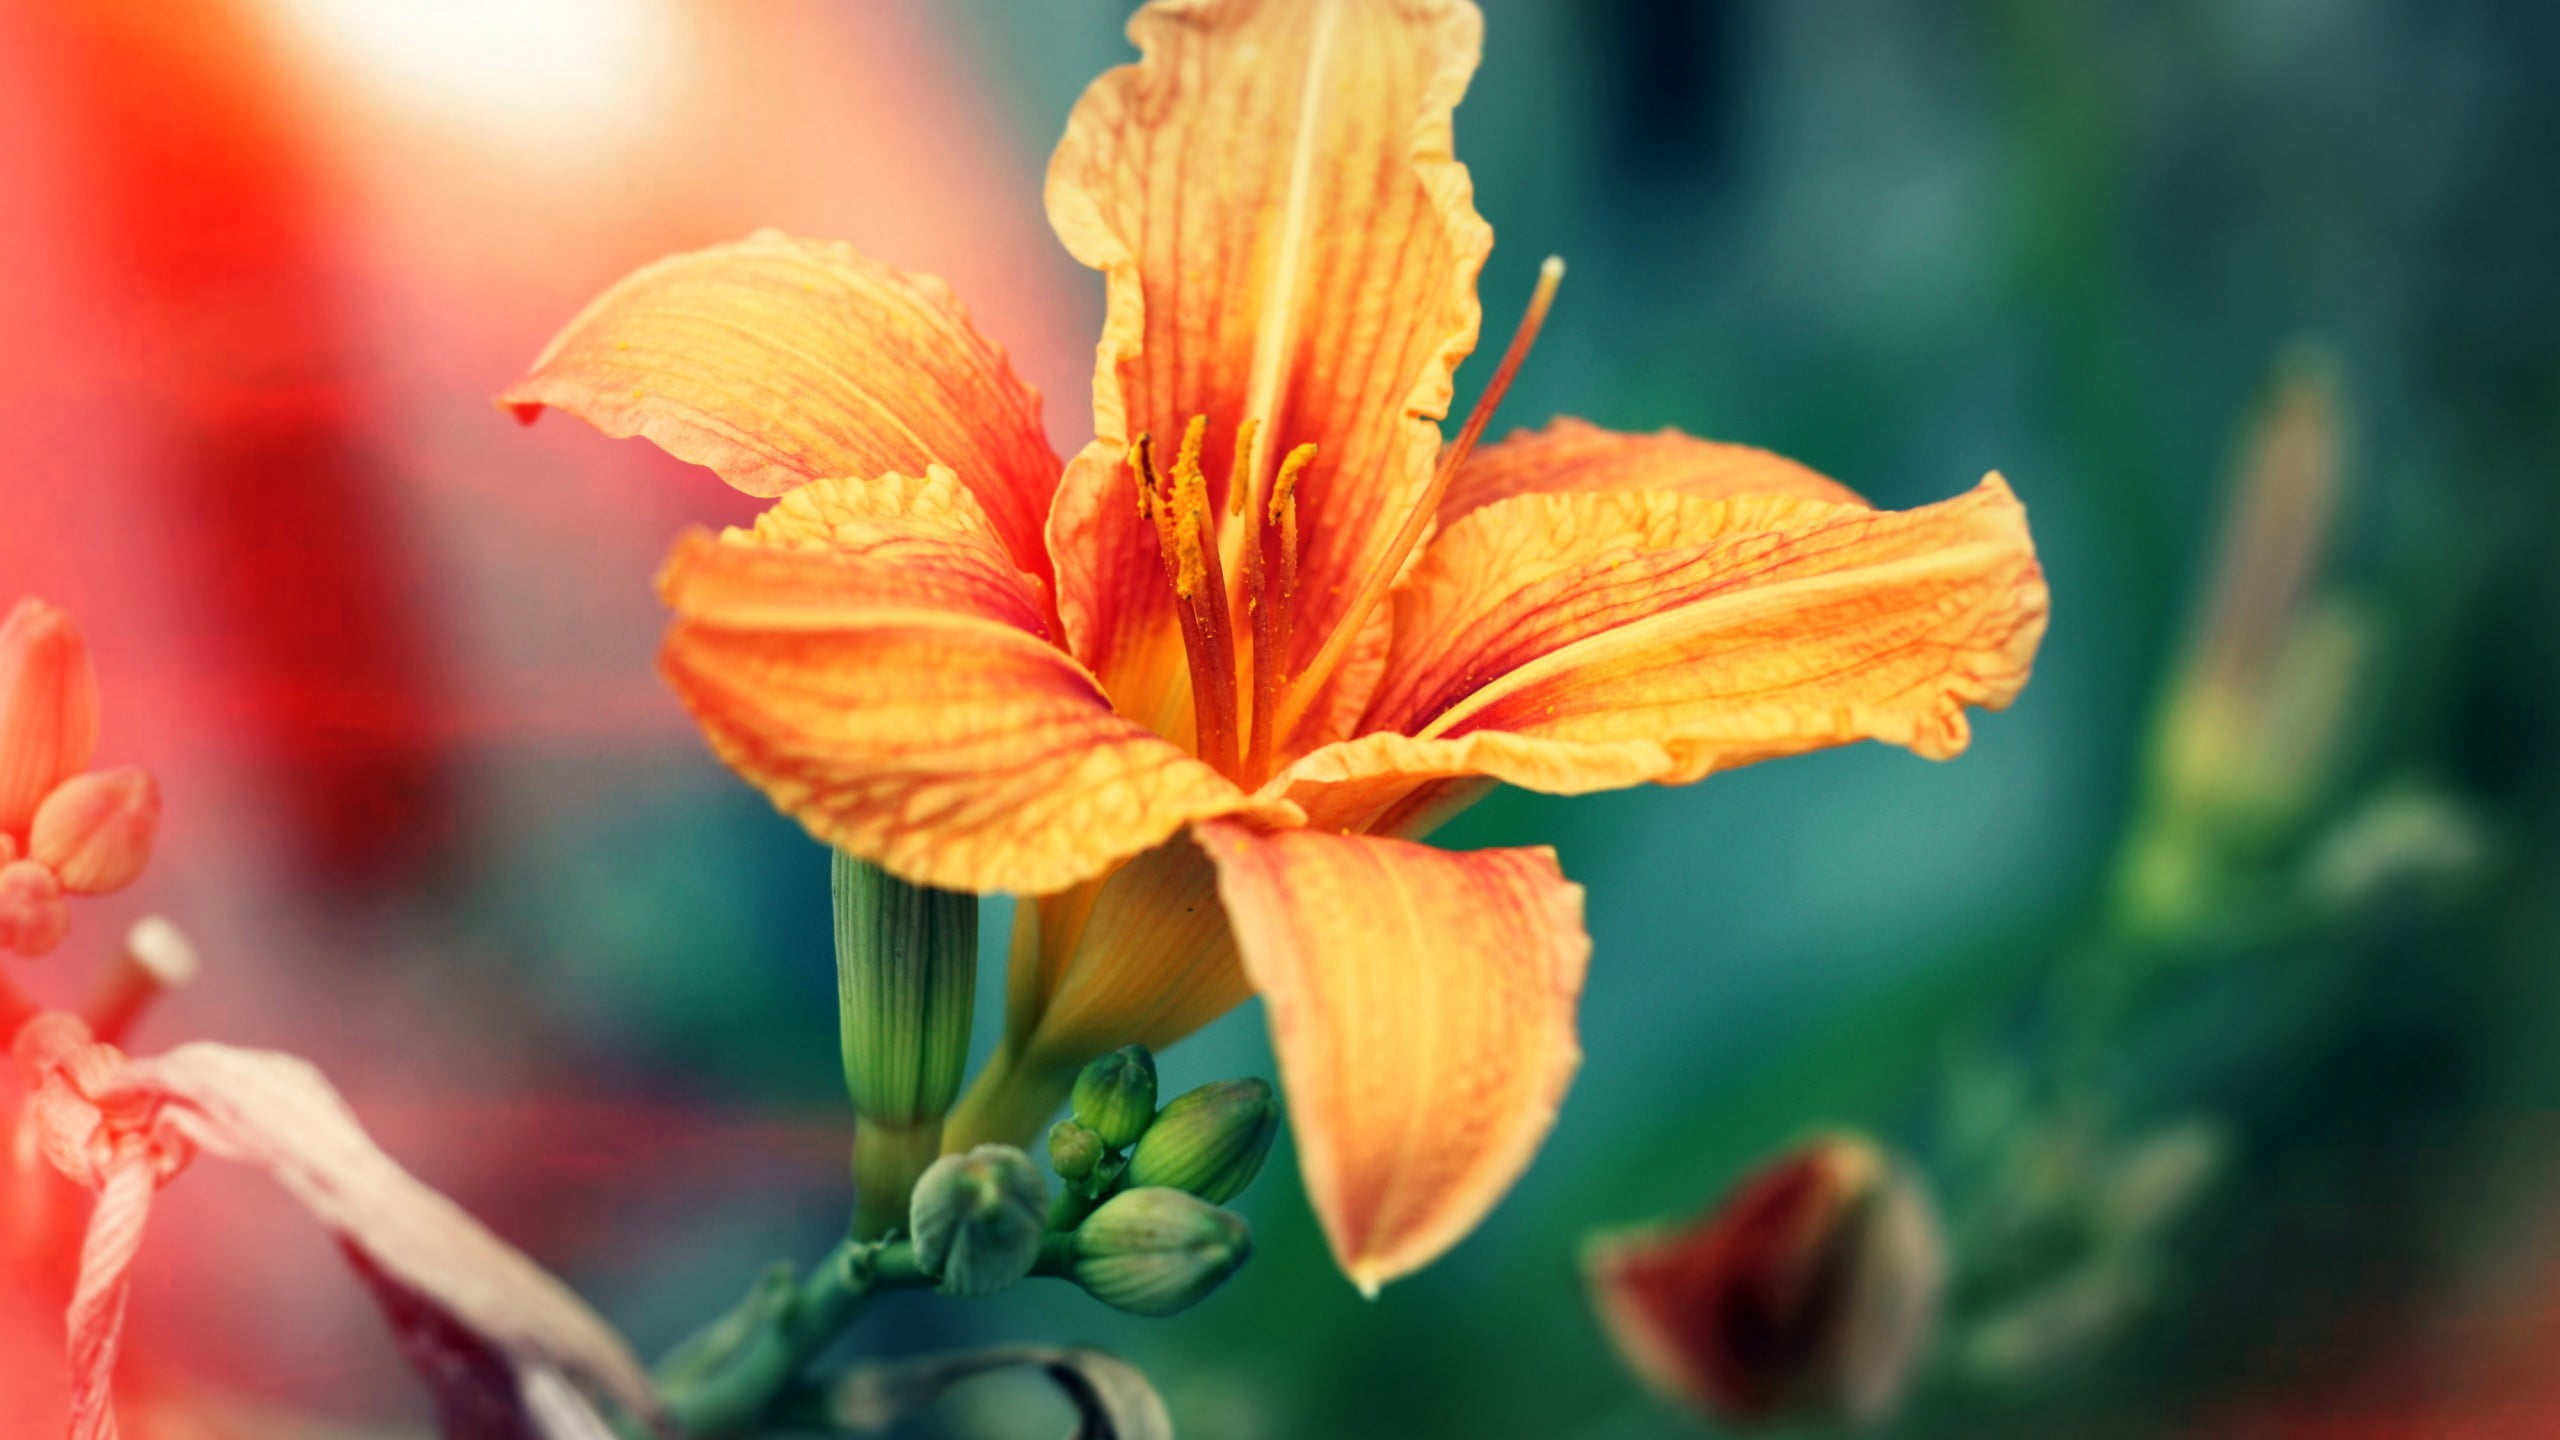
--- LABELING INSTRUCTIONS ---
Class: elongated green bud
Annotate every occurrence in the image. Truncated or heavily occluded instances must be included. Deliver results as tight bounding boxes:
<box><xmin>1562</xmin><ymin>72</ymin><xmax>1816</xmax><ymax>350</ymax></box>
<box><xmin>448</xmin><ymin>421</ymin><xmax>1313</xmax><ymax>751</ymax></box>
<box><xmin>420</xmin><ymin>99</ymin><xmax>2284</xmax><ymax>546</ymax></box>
<box><xmin>910</xmin><ymin>1145</ymin><xmax>1047</xmax><ymax>1296</ymax></box>
<box><xmin>835</xmin><ymin>851</ymin><xmax>977</xmax><ymax>1237</ymax></box>
<box><xmin>1070</xmin><ymin>1045</ymin><xmax>1157</xmax><ymax>1149</ymax></box>
<box><xmin>1124</xmin><ymin>1078</ymin><xmax>1278</xmax><ymax>1205</ymax></box>
<box><xmin>835</xmin><ymin>851</ymin><xmax>977</xmax><ymax>1126</ymax></box>
<box><xmin>1048</xmin><ymin>1119</ymin><xmax>1104</xmax><ymax>1182</ymax></box>
<box><xmin>1070</xmin><ymin>1187</ymin><xmax>1252</xmax><ymax>1317</ymax></box>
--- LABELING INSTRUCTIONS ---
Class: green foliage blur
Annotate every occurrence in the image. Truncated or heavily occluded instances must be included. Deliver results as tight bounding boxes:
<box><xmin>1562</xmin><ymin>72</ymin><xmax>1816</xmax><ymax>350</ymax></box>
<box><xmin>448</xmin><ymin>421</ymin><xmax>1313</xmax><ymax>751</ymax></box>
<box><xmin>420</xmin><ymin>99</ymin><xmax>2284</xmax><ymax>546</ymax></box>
<box><xmin>510</xmin><ymin>2</ymin><xmax>2560</xmax><ymax>1434</ymax></box>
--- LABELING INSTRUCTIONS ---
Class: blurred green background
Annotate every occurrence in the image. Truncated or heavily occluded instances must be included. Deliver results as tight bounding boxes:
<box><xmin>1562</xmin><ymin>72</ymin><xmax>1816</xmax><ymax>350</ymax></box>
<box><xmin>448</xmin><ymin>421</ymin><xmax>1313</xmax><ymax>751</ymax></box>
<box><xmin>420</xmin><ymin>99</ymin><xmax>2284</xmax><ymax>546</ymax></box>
<box><xmin>11</xmin><ymin>0</ymin><xmax>2558</xmax><ymax>1435</ymax></box>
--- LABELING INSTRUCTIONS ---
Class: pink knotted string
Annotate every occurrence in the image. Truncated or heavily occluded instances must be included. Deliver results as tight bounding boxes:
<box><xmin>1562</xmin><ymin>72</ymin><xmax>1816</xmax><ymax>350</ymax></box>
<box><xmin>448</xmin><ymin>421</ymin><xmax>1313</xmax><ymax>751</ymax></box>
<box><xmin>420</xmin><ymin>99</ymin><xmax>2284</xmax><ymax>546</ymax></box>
<box><xmin>6</xmin><ymin>1006</ymin><xmax>666</xmax><ymax>1440</ymax></box>
<box><xmin>14</xmin><ymin>1012</ymin><xmax>194</xmax><ymax>1440</ymax></box>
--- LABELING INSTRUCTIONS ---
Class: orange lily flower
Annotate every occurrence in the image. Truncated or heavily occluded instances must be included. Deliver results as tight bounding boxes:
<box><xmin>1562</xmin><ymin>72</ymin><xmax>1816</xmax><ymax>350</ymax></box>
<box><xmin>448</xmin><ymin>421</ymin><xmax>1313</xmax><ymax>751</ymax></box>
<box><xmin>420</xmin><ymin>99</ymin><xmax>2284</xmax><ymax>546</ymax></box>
<box><xmin>504</xmin><ymin>0</ymin><xmax>2048</xmax><ymax>1293</ymax></box>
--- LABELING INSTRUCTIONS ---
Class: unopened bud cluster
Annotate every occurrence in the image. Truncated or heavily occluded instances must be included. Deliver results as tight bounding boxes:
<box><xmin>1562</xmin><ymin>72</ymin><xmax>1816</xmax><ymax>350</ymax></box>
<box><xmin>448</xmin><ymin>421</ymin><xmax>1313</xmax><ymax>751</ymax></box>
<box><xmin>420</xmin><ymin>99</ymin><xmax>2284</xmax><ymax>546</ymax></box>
<box><xmin>826</xmin><ymin>852</ymin><xmax>1273</xmax><ymax>1317</ymax></box>
<box><xmin>1044</xmin><ymin>1044</ymin><xmax>1274</xmax><ymax>1315</ymax></box>
<box><xmin>896</xmin><ymin>1044</ymin><xmax>1274</xmax><ymax>1318</ymax></box>
<box><xmin>0</xmin><ymin>599</ymin><xmax>161</xmax><ymax>957</ymax></box>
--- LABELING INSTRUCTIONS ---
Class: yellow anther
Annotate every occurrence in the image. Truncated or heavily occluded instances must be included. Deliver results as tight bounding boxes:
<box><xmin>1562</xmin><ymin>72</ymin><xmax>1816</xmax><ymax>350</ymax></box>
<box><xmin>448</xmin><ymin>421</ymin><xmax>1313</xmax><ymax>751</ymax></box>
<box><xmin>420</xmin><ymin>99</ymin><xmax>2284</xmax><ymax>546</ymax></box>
<box><xmin>1269</xmin><ymin>443</ymin><xmax>1317</xmax><ymax>523</ymax></box>
<box><xmin>1227</xmin><ymin>417</ymin><xmax>1262</xmax><ymax>516</ymax></box>
<box><xmin>1171</xmin><ymin>415</ymin><xmax>1211</xmax><ymax>520</ymax></box>
<box><xmin>1127</xmin><ymin>434</ymin><xmax>1158</xmax><ymax>521</ymax></box>
<box><xmin>1170</xmin><ymin>519</ymin><xmax>1207</xmax><ymax>598</ymax></box>
<box><xmin>1154</xmin><ymin>419</ymin><xmax>1212</xmax><ymax>600</ymax></box>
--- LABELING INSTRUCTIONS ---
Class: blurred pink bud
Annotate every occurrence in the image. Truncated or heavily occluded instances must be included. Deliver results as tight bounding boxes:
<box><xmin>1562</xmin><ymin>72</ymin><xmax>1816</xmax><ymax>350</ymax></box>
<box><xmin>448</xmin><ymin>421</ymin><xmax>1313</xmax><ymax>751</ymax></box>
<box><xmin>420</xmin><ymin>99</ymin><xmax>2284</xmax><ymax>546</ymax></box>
<box><xmin>0</xmin><ymin>599</ymin><xmax>102</xmax><ymax>835</ymax></box>
<box><xmin>0</xmin><ymin>859</ymin><xmax>70</xmax><ymax>956</ymax></box>
<box><xmin>31</xmin><ymin>767</ymin><xmax>162</xmax><ymax>895</ymax></box>
<box><xmin>1584</xmin><ymin>1134</ymin><xmax>1945</xmax><ymax>1429</ymax></box>
<box><xmin>0</xmin><ymin>831</ymin><xmax>15</xmax><ymax>864</ymax></box>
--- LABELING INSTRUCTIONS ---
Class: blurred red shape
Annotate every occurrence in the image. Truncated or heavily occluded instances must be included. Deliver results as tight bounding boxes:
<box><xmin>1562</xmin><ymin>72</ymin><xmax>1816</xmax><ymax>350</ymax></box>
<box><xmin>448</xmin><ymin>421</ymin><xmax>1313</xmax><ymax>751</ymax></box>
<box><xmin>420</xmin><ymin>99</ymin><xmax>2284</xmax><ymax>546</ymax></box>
<box><xmin>0</xmin><ymin>0</ymin><xmax>1079</xmax><ymax>1429</ymax></box>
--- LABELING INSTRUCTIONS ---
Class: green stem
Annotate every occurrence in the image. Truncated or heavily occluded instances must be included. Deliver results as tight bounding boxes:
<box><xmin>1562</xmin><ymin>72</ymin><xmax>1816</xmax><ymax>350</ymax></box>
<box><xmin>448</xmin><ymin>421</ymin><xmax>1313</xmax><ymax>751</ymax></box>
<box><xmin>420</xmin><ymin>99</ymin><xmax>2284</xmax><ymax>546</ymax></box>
<box><xmin>850</xmin><ymin>1122</ymin><xmax>942</xmax><ymax>1240</ymax></box>
<box><xmin>1048</xmin><ymin>1185</ymin><xmax>1099</xmax><ymax>1234</ymax></box>
<box><xmin>940</xmin><ymin>1042</ymin><xmax>1083</xmax><ymax>1153</ymax></box>
<box><xmin>1031</xmin><ymin>1231</ymin><xmax>1079</xmax><ymax>1279</ymax></box>
<box><xmin>657</xmin><ymin>1238</ymin><xmax>933</xmax><ymax>1439</ymax></box>
<box><xmin>1045</xmin><ymin>1153</ymin><xmax>1126</xmax><ymax>1233</ymax></box>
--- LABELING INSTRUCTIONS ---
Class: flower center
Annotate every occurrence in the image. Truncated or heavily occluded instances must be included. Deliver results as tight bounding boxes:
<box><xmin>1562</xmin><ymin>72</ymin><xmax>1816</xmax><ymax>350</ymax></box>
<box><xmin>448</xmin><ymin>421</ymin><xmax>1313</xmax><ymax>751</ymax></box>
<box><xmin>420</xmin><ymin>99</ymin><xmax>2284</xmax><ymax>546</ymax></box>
<box><xmin>1126</xmin><ymin>257</ymin><xmax>1565</xmax><ymax>787</ymax></box>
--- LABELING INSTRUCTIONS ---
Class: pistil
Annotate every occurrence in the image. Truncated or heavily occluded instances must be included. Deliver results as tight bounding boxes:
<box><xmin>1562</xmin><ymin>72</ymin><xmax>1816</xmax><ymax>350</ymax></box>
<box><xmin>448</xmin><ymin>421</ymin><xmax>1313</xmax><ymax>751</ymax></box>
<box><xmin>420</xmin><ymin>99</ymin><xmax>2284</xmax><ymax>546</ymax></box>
<box><xmin>1130</xmin><ymin>423</ymin><xmax>1244</xmax><ymax>776</ymax></box>
<box><xmin>1245</xmin><ymin>443</ymin><xmax>1314</xmax><ymax>781</ymax></box>
<box><xmin>1128</xmin><ymin>259</ymin><xmax>1561</xmax><ymax>783</ymax></box>
<box><xmin>1173</xmin><ymin>419</ymin><xmax>1244</xmax><ymax>774</ymax></box>
<box><xmin>1269</xmin><ymin>256</ymin><xmax>1566</xmax><ymax>748</ymax></box>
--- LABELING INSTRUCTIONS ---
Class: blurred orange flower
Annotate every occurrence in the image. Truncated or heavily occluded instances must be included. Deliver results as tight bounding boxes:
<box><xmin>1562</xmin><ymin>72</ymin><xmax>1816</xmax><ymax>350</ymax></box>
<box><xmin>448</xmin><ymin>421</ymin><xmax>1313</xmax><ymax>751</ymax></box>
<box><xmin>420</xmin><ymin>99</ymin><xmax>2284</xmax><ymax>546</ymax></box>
<box><xmin>509</xmin><ymin>0</ymin><xmax>2048</xmax><ymax>1292</ymax></box>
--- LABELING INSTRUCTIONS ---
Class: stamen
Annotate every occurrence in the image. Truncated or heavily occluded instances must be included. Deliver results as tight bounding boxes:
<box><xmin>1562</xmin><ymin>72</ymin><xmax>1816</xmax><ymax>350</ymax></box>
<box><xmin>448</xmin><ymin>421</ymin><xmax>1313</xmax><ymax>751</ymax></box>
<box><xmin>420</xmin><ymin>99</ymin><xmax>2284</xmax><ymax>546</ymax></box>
<box><xmin>1245</xmin><ymin>443</ymin><xmax>1317</xmax><ymax>780</ymax></box>
<box><xmin>1224</xmin><ymin>415</ymin><xmax>1269</xmax><ymax>756</ymax></box>
<box><xmin>1435</xmin><ymin>255</ymin><xmax>1567</xmax><ymax>496</ymax></box>
<box><xmin>1128</xmin><ymin>435</ymin><xmax>1157</xmax><ymax>523</ymax></box>
<box><xmin>1170</xmin><ymin>418</ymin><xmax>1242</xmax><ymax>773</ymax></box>
<box><xmin>1271</xmin><ymin>257</ymin><xmax>1566</xmax><ymax>747</ymax></box>
<box><xmin>1171</xmin><ymin>414</ymin><xmax>1210</xmax><ymax>536</ymax></box>
<box><xmin>1227</xmin><ymin>416</ymin><xmax>1261</xmax><ymax>518</ymax></box>
<box><xmin>1270</xmin><ymin>442</ymin><xmax>1313</xmax><ymax>524</ymax></box>
<box><xmin>1131</xmin><ymin>433</ymin><xmax>1219</xmax><ymax>766</ymax></box>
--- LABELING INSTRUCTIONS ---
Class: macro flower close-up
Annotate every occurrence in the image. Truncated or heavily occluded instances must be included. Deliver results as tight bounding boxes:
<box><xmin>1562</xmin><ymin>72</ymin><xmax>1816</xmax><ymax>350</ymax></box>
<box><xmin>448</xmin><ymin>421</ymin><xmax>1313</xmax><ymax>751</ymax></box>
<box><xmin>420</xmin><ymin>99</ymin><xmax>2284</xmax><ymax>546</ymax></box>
<box><xmin>504</xmin><ymin>0</ymin><xmax>2047</xmax><ymax>1295</ymax></box>
<box><xmin>6</xmin><ymin>0</ymin><xmax>2555</xmax><ymax>1436</ymax></box>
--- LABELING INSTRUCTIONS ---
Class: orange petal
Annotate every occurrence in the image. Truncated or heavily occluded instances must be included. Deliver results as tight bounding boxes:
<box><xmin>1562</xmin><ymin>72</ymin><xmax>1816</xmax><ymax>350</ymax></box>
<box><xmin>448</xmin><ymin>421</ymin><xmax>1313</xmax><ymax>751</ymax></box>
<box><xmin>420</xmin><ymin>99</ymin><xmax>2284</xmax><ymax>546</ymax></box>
<box><xmin>725</xmin><ymin>464</ymin><xmax>1059</xmax><ymax>639</ymax></box>
<box><xmin>942</xmin><ymin>833</ymin><xmax>1256</xmax><ymax>1151</ymax></box>
<box><xmin>1197</xmin><ymin>821</ymin><xmax>1589</xmax><ymax>1292</ymax></box>
<box><xmin>660</xmin><ymin>481</ymin><xmax>1282</xmax><ymax>895</ymax></box>
<box><xmin>1344</xmin><ymin>477</ymin><xmax>2045</xmax><ymax>784</ymax></box>
<box><xmin>1045</xmin><ymin>0</ymin><xmax>1492</xmax><ymax>714</ymax></box>
<box><xmin>0</xmin><ymin>598</ymin><xmax>101</xmax><ymax>835</ymax></box>
<box><xmin>1266</xmin><ymin>727</ymin><xmax>1661</xmax><ymax>836</ymax></box>
<box><xmin>1022</xmin><ymin>832</ymin><xmax>1253</xmax><ymax>1060</ymax></box>
<box><xmin>1442</xmin><ymin>417</ymin><xmax>1866</xmax><ymax>528</ymax></box>
<box><xmin>502</xmin><ymin>230</ymin><xmax>1061</xmax><ymax>586</ymax></box>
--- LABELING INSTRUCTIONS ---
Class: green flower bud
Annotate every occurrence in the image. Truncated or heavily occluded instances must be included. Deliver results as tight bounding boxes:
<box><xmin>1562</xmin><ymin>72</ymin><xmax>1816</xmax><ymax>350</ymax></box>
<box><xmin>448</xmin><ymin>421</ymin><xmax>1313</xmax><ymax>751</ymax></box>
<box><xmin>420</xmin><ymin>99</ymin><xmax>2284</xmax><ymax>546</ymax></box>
<box><xmin>1124</xmin><ymin>1078</ymin><xmax>1279</xmax><ymax>1205</ymax></box>
<box><xmin>1070</xmin><ymin>1045</ymin><xmax>1158</xmax><ymax>1149</ymax></box>
<box><xmin>833</xmin><ymin>851</ymin><xmax>978</xmax><ymax>1238</ymax></box>
<box><xmin>1048</xmin><ymin>1119</ymin><xmax>1105</xmax><ymax>1182</ymax></box>
<box><xmin>834</xmin><ymin>851</ymin><xmax>977</xmax><ymax>1128</ymax></box>
<box><xmin>909</xmin><ymin>1145</ymin><xmax>1047</xmax><ymax>1297</ymax></box>
<box><xmin>1070</xmin><ymin>1187</ymin><xmax>1252</xmax><ymax>1317</ymax></box>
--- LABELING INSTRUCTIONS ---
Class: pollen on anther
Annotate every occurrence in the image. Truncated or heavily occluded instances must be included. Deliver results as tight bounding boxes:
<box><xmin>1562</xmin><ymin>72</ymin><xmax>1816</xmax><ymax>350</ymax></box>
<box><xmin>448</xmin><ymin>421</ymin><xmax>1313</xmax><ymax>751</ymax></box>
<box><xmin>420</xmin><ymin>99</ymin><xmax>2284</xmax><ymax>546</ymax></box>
<box><xmin>1270</xmin><ymin>443</ymin><xmax>1318</xmax><ymax>523</ymax></box>
<box><xmin>1128</xmin><ymin>434</ymin><xmax>1159</xmax><ymax>521</ymax></box>
<box><xmin>1171</xmin><ymin>416</ymin><xmax>1212</xmax><ymax>520</ymax></box>
<box><xmin>1171</xmin><ymin>524</ymin><xmax>1208</xmax><ymax>598</ymax></box>
<box><xmin>1228</xmin><ymin>417</ymin><xmax>1262</xmax><ymax>517</ymax></box>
